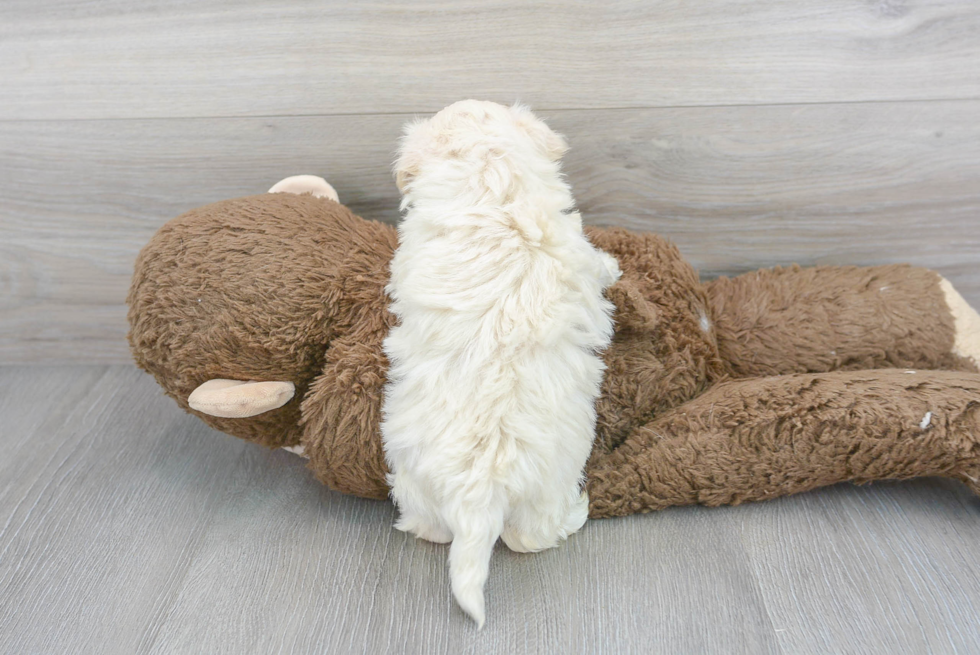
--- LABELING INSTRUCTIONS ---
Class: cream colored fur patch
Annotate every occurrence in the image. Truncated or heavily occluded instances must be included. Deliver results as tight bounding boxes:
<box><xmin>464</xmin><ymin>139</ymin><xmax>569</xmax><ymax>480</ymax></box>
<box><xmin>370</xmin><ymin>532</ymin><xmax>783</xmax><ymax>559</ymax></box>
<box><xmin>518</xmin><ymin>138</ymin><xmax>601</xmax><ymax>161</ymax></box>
<box><xmin>268</xmin><ymin>175</ymin><xmax>339</xmax><ymax>202</ymax></box>
<box><xmin>282</xmin><ymin>445</ymin><xmax>308</xmax><ymax>458</ymax></box>
<box><xmin>940</xmin><ymin>277</ymin><xmax>980</xmax><ymax>368</ymax></box>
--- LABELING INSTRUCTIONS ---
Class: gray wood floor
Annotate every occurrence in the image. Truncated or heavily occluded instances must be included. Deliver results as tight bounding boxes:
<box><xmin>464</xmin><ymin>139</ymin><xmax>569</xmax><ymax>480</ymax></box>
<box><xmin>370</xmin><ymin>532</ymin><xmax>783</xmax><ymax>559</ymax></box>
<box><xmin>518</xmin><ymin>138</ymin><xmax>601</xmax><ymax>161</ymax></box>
<box><xmin>2</xmin><ymin>365</ymin><xmax>980</xmax><ymax>654</ymax></box>
<box><xmin>3</xmin><ymin>0</ymin><xmax>980</xmax><ymax>364</ymax></box>
<box><xmin>5</xmin><ymin>1</ymin><xmax>980</xmax><ymax>118</ymax></box>
<box><xmin>4</xmin><ymin>101</ymin><xmax>980</xmax><ymax>364</ymax></box>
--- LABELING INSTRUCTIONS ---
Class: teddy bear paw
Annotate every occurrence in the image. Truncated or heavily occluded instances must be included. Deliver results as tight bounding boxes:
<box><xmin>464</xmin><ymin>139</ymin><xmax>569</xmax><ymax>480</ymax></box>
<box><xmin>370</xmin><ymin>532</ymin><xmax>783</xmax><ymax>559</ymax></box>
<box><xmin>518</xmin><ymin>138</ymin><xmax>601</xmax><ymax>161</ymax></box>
<box><xmin>940</xmin><ymin>277</ymin><xmax>980</xmax><ymax>369</ymax></box>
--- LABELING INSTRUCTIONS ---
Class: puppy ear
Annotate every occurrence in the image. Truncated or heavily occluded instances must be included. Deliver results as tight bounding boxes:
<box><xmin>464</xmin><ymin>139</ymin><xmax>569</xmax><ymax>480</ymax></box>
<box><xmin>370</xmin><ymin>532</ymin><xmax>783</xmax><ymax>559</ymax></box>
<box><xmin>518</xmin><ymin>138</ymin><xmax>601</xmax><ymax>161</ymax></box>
<box><xmin>395</xmin><ymin>166</ymin><xmax>415</xmax><ymax>193</ymax></box>
<box><xmin>394</xmin><ymin>120</ymin><xmax>426</xmax><ymax>193</ymax></box>
<box><xmin>534</xmin><ymin>124</ymin><xmax>569</xmax><ymax>162</ymax></box>
<box><xmin>510</xmin><ymin>104</ymin><xmax>568</xmax><ymax>161</ymax></box>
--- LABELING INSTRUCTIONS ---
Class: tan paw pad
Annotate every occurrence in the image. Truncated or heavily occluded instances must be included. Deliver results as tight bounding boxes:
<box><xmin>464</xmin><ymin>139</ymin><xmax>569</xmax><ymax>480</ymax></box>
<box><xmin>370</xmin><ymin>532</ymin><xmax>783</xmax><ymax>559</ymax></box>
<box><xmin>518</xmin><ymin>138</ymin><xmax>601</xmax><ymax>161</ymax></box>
<box><xmin>940</xmin><ymin>278</ymin><xmax>980</xmax><ymax>368</ymax></box>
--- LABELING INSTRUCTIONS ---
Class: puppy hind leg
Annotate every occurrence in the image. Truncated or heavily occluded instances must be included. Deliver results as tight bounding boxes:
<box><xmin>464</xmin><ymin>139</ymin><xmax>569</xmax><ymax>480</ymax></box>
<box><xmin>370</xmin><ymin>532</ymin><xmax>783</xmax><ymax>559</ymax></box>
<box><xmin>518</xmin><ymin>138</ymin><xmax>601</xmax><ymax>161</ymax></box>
<box><xmin>397</xmin><ymin>514</ymin><xmax>453</xmax><ymax>544</ymax></box>
<box><xmin>389</xmin><ymin>476</ymin><xmax>453</xmax><ymax>544</ymax></box>
<box><xmin>563</xmin><ymin>489</ymin><xmax>590</xmax><ymax>536</ymax></box>
<box><xmin>501</xmin><ymin>486</ymin><xmax>586</xmax><ymax>553</ymax></box>
<box><xmin>501</xmin><ymin>514</ymin><xmax>556</xmax><ymax>553</ymax></box>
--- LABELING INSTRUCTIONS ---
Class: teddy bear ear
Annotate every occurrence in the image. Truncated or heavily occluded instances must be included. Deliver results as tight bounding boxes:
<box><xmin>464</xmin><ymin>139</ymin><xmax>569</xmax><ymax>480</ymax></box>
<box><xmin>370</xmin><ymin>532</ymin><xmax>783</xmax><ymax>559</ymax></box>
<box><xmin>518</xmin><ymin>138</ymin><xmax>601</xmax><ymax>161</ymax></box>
<box><xmin>268</xmin><ymin>175</ymin><xmax>339</xmax><ymax>202</ymax></box>
<box><xmin>606</xmin><ymin>279</ymin><xmax>660</xmax><ymax>333</ymax></box>
<box><xmin>188</xmin><ymin>379</ymin><xmax>295</xmax><ymax>418</ymax></box>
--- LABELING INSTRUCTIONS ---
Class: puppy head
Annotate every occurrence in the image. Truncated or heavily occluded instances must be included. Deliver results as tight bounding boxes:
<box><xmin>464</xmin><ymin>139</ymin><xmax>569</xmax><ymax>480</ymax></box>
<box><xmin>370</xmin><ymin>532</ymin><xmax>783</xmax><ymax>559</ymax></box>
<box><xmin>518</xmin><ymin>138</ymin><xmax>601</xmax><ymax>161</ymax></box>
<box><xmin>394</xmin><ymin>100</ymin><xmax>568</xmax><ymax>200</ymax></box>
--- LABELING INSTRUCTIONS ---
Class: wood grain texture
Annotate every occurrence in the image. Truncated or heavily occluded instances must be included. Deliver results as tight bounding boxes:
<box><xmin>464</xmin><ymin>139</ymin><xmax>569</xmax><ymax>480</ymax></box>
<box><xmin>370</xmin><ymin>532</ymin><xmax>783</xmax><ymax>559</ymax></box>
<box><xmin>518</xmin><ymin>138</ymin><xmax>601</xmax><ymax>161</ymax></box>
<box><xmin>2</xmin><ymin>101</ymin><xmax>979</xmax><ymax>363</ymax></box>
<box><xmin>740</xmin><ymin>484</ymin><xmax>980</xmax><ymax>654</ymax></box>
<box><xmin>3</xmin><ymin>0</ymin><xmax>980</xmax><ymax>120</ymax></box>
<box><xmin>1</xmin><ymin>365</ymin><xmax>979</xmax><ymax>653</ymax></box>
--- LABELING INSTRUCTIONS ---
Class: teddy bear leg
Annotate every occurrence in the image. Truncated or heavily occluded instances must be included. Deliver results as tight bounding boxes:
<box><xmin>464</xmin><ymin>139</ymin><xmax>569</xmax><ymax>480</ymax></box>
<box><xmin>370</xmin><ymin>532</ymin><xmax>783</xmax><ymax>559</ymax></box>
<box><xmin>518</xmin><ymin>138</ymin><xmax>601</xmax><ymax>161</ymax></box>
<box><xmin>585</xmin><ymin>369</ymin><xmax>980</xmax><ymax>519</ymax></box>
<box><xmin>705</xmin><ymin>265</ymin><xmax>979</xmax><ymax>378</ymax></box>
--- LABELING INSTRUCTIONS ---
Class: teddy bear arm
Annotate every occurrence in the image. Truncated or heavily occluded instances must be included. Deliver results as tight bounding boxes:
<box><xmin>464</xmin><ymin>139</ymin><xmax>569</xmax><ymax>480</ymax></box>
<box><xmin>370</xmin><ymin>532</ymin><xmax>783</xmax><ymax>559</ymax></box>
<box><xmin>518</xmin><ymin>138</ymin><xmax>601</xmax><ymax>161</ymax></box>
<box><xmin>297</xmin><ymin>335</ymin><xmax>391</xmax><ymax>500</ymax></box>
<box><xmin>585</xmin><ymin>368</ymin><xmax>980</xmax><ymax>519</ymax></box>
<box><xmin>705</xmin><ymin>264</ymin><xmax>979</xmax><ymax>378</ymax></box>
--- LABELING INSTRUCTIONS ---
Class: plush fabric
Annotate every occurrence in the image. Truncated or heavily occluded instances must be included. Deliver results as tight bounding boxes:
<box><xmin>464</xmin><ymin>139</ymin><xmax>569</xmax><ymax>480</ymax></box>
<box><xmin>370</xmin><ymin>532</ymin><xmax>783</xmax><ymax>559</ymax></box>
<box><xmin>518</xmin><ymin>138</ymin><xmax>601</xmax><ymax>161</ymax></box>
<box><xmin>128</xmin><ymin>192</ymin><xmax>980</xmax><ymax>518</ymax></box>
<box><xmin>587</xmin><ymin>369</ymin><xmax>980</xmax><ymax>517</ymax></box>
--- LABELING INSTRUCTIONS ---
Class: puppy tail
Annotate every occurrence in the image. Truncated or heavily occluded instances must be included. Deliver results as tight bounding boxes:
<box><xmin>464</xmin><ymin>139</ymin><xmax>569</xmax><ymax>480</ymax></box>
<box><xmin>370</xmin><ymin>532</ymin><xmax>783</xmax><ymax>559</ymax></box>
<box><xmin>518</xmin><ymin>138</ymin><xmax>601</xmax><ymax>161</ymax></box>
<box><xmin>448</xmin><ymin>518</ymin><xmax>500</xmax><ymax>629</ymax></box>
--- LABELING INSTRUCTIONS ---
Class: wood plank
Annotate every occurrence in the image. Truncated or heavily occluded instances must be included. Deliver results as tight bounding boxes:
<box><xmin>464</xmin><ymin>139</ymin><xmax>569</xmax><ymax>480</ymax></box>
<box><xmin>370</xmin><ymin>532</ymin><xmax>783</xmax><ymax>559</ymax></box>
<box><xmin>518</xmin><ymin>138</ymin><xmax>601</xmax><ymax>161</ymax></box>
<box><xmin>142</xmin><ymin>480</ymin><xmax>780</xmax><ymax>653</ymax></box>
<box><xmin>0</xmin><ymin>366</ymin><xmax>250</xmax><ymax>653</ymax></box>
<box><xmin>739</xmin><ymin>481</ymin><xmax>980</xmax><ymax>654</ymax></box>
<box><xmin>3</xmin><ymin>365</ymin><xmax>980</xmax><ymax>651</ymax></box>
<box><xmin>2</xmin><ymin>100</ymin><xmax>979</xmax><ymax>363</ymax></box>
<box><xmin>0</xmin><ymin>365</ymin><xmax>776</xmax><ymax>653</ymax></box>
<box><xmin>2</xmin><ymin>0</ymin><xmax>980</xmax><ymax>120</ymax></box>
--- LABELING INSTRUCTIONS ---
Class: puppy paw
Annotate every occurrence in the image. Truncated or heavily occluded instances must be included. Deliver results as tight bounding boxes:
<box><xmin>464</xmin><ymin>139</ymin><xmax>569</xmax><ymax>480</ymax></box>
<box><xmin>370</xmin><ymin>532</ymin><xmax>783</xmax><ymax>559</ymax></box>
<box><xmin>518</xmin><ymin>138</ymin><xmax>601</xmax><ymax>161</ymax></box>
<box><xmin>413</xmin><ymin>523</ymin><xmax>453</xmax><ymax>544</ymax></box>
<box><xmin>598</xmin><ymin>251</ymin><xmax>622</xmax><ymax>288</ymax></box>
<box><xmin>501</xmin><ymin>527</ymin><xmax>552</xmax><ymax>553</ymax></box>
<box><xmin>562</xmin><ymin>490</ymin><xmax>590</xmax><ymax>536</ymax></box>
<box><xmin>502</xmin><ymin>491</ymin><xmax>590</xmax><ymax>552</ymax></box>
<box><xmin>395</xmin><ymin>516</ymin><xmax>453</xmax><ymax>544</ymax></box>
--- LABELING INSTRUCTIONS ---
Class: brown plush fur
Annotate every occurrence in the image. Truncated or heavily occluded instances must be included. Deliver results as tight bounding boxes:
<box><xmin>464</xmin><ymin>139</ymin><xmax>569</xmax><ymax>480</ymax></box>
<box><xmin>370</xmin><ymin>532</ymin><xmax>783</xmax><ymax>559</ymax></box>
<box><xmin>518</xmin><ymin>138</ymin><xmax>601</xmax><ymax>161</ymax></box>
<box><xmin>706</xmin><ymin>265</ymin><xmax>976</xmax><ymax>378</ymax></box>
<box><xmin>128</xmin><ymin>193</ymin><xmax>980</xmax><ymax>517</ymax></box>
<box><xmin>587</xmin><ymin>369</ymin><xmax>980</xmax><ymax>517</ymax></box>
<box><xmin>128</xmin><ymin>195</ymin><xmax>396</xmax><ymax>452</ymax></box>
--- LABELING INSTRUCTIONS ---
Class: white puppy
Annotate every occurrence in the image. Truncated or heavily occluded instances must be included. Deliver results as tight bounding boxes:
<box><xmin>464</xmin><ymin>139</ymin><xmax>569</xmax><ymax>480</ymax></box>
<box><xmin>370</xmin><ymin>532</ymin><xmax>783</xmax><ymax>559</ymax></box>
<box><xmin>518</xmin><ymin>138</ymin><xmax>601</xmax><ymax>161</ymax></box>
<box><xmin>381</xmin><ymin>100</ymin><xmax>620</xmax><ymax>627</ymax></box>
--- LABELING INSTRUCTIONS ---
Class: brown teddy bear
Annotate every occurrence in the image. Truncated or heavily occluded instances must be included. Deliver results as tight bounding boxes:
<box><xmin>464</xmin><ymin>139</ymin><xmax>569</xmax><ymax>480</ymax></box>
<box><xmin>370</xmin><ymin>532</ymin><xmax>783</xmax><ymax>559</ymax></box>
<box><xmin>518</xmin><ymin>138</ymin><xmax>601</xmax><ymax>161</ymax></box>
<box><xmin>127</xmin><ymin>179</ymin><xmax>980</xmax><ymax>518</ymax></box>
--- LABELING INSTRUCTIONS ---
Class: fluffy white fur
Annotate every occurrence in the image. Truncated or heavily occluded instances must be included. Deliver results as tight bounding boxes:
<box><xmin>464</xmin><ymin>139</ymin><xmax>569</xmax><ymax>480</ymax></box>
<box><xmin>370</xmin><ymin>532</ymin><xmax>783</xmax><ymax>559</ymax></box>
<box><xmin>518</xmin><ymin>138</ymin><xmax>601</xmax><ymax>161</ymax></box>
<box><xmin>381</xmin><ymin>100</ymin><xmax>620</xmax><ymax>628</ymax></box>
